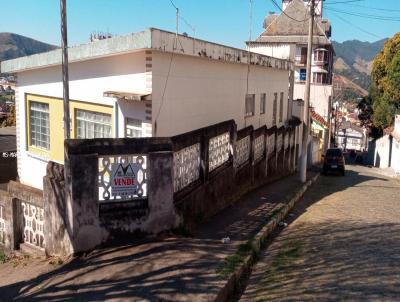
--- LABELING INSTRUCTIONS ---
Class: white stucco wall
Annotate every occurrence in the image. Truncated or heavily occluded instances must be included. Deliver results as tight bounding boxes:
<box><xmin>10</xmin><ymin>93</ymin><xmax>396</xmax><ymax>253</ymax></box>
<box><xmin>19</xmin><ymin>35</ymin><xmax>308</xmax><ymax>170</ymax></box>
<box><xmin>391</xmin><ymin>115</ymin><xmax>400</xmax><ymax>174</ymax></box>
<box><xmin>247</xmin><ymin>44</ymin><xmax>292</xmax><ymax>60</ymax></box>
<box><xmin>151</xmin><ymin>51</ymin><xmax>291</xmax><ymax>136</ymax></box>
<box><xmin>294</xmin><ymin>83</ymin><xmax>332</xmax><ymax>121</ymax></box>
<box><xmin>373</xmin><ymin>135</ymin><xmax>391</xmax><ymax>169</ymax></box>
<box><xmin>15</xmin><ymin>51</ymin><xmax>149</xmax><ymax>189</ymax></box>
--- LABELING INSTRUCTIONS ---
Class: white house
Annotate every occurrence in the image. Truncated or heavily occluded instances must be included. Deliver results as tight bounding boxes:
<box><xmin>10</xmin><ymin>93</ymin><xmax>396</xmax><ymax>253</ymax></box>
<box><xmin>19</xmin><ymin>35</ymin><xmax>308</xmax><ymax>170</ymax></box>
<box><xmin>1</xmin><ymin>28</ymin><xmax>294</xmax><ymax>190</ymax></box>
<box><xmin>337</xmin><ymin>122</ymin><xmax>366</xmax><ymax>151</ymax></box>
<box><xmin>390</xmin><ymin>115</ymin><xmax>400</xmax><ymax>174</ymax></box>
<box><xmin>247</xmin><ymin>0</ymin><xmax>334</xmax><ymax>124</ymax></box>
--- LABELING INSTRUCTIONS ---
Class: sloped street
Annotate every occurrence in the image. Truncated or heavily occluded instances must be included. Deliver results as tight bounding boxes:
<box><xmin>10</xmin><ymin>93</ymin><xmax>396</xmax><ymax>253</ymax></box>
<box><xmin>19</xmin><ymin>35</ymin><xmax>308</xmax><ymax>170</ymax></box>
<box><xmin>241</xmin><ymin>165</ymin><xmax>400</xmax><ymax>301</ymax></box>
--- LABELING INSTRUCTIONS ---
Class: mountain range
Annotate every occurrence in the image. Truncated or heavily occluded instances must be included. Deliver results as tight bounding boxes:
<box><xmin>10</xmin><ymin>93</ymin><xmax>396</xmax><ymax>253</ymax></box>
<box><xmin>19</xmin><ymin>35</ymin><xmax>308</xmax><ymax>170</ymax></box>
<box><xmin>332</xmin><ymin>39</ymin><xmax>387</xmax><ymax>99</ymax></box>
<box><xmin>0</xmin><ymin>33</ymin><xmax>57</xmax><ymax>66</ymax></box>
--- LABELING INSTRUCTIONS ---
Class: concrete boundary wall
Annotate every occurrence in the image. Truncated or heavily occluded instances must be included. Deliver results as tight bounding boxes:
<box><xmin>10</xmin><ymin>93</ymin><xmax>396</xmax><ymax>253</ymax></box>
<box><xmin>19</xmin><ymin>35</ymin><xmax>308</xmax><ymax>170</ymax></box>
<box><xmin>1</xmin><ymin>118</ymin><xmax>301</xmax><ymax>256</ymax></box>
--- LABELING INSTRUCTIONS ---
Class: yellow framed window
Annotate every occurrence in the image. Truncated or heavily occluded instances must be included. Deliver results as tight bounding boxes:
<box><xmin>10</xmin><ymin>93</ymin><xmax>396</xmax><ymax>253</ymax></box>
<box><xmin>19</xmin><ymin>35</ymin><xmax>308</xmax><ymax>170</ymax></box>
<box><xmin>76</xmin><ymin>109</ymin><xmax>112</xmax><ymax>139</ymax></box>
<box><xmin>29</xmin><ymin>101</ymin><xmax>50</xmax><ymax>150</ymax></box>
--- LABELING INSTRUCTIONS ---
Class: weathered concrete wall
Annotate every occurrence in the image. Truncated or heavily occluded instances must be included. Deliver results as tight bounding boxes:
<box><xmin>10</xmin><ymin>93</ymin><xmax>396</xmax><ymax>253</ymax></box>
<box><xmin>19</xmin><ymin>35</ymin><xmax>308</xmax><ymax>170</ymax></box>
<box><xmin>43</xmin><ymin>162</ymin><xmax>73</xmax><ymax>256</ymax></box>
<box><xmin>0</xmin><ymin>189</ymin><xmax>18</xmax><ymax>250</ymax></box>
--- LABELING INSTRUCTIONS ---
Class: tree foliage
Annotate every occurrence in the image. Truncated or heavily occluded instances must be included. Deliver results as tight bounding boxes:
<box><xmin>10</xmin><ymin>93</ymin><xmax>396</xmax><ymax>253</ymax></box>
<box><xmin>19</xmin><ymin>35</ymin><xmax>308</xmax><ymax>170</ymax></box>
<box><xmin>1</xmin><ymin>105</ymin><xmax>16</xmax><ymax>127</ymax></box>
<box><xmin>370</xmin><ymin>33</ymin><xmax>400</xmax><ymax>130</ymax></box>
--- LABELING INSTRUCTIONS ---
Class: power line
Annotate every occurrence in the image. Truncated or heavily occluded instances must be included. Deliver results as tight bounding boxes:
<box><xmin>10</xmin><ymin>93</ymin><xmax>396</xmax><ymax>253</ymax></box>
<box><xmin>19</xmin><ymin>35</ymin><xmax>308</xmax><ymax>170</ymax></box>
<box><xmin>169</xmin><ymin>0</ymin><xmax>178</xmax><ymax>10</ymax></box>
<box><xmin>324</xmin><ymin>0</ymin><xmax>365</xmax><ymax>4</ymax></box>
<box><xmin>325</xmin><ymin>7</ymin><xmax>400</xmax><ymax>21</ymax></box>
<box><xmin>270</xmin><ymin>0</ymin><xmax>311</xmax><ymax>22</ymax></box>
<box><xmin>325</xmin><ymin>2</ymin><xmax>400</xmax><ymax>13</ymax></box>
<box><xmin>329</xmin><ymin>11</ymin><xmax>381</xmax><ymax>39</ymax></box>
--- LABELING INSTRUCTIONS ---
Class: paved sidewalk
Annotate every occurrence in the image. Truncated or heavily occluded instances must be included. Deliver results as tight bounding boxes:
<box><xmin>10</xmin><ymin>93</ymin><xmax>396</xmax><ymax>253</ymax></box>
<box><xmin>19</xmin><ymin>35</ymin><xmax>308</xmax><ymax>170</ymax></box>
<box><xmin>0</xmin><ymin>171</ymin><xmax>316</xmax><ymax>301</ymax></box>
<box><xmin>241</xmin><ymin>165</ymin><xmax>400</xmax><ymax>301</ymax></box>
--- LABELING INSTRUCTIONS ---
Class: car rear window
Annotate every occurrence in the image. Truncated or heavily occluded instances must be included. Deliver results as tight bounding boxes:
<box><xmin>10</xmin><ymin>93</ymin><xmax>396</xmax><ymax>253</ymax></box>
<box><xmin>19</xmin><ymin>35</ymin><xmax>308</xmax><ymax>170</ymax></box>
<box><xmin>326</xmin><ymin>149</ymin><xmax>342</xmax><ymax>156</ymax></box>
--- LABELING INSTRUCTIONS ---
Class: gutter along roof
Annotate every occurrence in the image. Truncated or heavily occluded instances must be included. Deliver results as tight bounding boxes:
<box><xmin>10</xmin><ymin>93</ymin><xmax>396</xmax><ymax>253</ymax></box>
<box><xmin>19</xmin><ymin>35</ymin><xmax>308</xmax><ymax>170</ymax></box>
<box><xmin>1</xmin><ymin>28</ymin><xmax>293</xmax><ymax>74</ymax></box>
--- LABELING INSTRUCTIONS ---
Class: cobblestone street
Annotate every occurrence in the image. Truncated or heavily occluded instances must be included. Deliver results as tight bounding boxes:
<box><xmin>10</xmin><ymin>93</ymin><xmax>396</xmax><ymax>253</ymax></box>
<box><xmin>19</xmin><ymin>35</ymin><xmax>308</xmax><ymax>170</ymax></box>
<box><xmin>241</xmin><ymin>165</ymin><xmax>400</xmax><ymax>301</ymax></box>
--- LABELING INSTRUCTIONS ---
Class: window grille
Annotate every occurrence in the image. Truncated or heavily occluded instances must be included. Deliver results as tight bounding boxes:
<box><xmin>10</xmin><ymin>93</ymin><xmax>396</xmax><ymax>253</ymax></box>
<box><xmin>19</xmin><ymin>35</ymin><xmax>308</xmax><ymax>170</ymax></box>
<box><xmin>30</xmin><ymin>101</ymin><xmax>50</xmax><ymax>150</ymax></box>
<box><xmin>76</xmin><ymin>109</ymin><xmax>112</xmax><ymax>139</ymax></box>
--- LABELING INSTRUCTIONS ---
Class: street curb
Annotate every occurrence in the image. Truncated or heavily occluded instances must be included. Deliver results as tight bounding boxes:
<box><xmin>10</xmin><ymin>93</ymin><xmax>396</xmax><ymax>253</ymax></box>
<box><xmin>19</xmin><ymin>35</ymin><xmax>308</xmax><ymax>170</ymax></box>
<box><xmin>215</xmin><ymin>173</ymin><xmax>320</xmax><ymax>302</ymax></box>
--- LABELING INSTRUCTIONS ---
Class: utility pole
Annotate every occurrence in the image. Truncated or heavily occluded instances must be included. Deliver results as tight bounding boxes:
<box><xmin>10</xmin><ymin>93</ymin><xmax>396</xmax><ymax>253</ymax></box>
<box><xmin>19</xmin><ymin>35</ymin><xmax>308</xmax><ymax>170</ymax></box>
<box><xmin>61</xmin><ymin>0</ymin><xmax>70</xmax><ymax>139</ymax></box>
<box><xmin>300</xmin><ymin>0</ymin><xmax>315</xmax><ymax>183</ymax></box>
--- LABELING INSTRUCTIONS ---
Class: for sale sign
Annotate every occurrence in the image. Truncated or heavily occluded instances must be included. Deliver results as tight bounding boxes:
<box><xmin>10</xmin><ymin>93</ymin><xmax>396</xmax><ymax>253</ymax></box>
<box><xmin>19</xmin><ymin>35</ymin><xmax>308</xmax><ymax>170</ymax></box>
<box><xmin>111</xmin><ymin>163</ymin><xmax>140</xmax><ymax>197</ymax></box>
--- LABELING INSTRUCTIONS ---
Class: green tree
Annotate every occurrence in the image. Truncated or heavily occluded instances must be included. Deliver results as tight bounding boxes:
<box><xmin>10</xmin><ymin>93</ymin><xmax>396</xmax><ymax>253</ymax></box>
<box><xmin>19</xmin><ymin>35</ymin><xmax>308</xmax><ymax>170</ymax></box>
<box><xmin>1</xmin><ymin>105</ymin><xmax>16</xmax><ymax>127</ymax></box>
<box><xmin>370</xmin><ymin>32</ymin><xmax>400</xmax><ymax>130</ymax></box>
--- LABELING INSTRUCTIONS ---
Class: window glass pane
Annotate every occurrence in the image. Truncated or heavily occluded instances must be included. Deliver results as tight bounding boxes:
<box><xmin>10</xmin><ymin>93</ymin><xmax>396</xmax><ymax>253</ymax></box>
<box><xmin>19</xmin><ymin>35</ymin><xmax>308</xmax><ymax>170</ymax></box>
<box><xmin>75</xmin><ymin>109</ymin><xmax>112</xmax><ymax>139</ymax></box>
<box><xmin>126</xmin><ymin>118</ymin><xmax>143</xmax><ymax>138</ymax></box>
<box><xmin>260</xmin><ymin>93</ymin><xmax>266</xmax><ymax>114</ymax></box>
<box><xmin>29</xmin><ymin>101</ymin><xmax>50</xmax><ymax>150</ymax></box>
<box><xmin>245</xmin><ymin>94</ymin><xmax>255</xmax><ymax>117</ymax></box>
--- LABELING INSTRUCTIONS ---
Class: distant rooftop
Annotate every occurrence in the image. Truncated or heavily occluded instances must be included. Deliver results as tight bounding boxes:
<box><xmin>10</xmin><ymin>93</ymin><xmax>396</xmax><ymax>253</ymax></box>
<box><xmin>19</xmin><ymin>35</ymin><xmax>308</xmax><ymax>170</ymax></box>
<box><xmin>1</xmin><ymin>28</ymin><xmax>292</xmax><ymax>74</ymax></box>
<box><xmin>250</xmin><ymin>0</ymin><xmax>331</xmax><ymax>46</ymax></box>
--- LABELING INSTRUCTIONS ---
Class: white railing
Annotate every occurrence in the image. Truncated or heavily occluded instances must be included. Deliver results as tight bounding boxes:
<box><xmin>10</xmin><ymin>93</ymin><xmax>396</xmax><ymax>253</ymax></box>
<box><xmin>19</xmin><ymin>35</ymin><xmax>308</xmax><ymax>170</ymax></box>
<box><xmin>253</xmin><ymin>134</ymin><xmax>265</xmax><ymax>162</ymax></box>
<box><xmin>173</xmin><ymin>143</ymin><xmax>201</xmax><ymax>193</ymax></box>
<box><xmin>235</xmin><ymin>136</ymin><xmax>251</xmax><ymax>167</ymax></box>
<box><xmin>209</xmin><ymin>132</ymin><xmax>231</xmax><ymax>172</ymax></box>
<box><xmin>21</xmin><ymin>202</ymin><xmax>45</xmax><ymax>249</ymax></box>
<box><xmin>267</xmin><ymin>134</ymin><xmax>276</xmax><ymax>156</ymax></box>
<box><xmin>98</xmin><ymin>155</ymin><xmax>147</xmax><ymax>201</ymax></box>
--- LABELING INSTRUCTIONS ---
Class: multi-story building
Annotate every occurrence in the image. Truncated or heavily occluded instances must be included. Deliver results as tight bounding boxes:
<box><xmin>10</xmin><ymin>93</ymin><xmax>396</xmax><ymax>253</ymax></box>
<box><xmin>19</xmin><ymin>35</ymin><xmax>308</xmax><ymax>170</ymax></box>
<box><xmin>1</xmin><ymin>28</ymin><xmax>293</xmax><ymax>189</ymax></box>
<box><xmin>247</xmin><ymin>0</ymin><xmax>334</xmax><ymax>124</ymax></box>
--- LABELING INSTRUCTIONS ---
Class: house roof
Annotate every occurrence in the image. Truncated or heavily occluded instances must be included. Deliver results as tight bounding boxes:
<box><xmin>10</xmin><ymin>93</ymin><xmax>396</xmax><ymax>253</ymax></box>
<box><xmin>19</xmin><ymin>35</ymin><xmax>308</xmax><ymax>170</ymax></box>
<box><xmin>1</xmin><ymin>28</ymin><xmax>292</xmax><ymax>74</ymax></box>
<box><xmin>311</xmin><ymin>110</ymin><xmax>329</xmax><ymax>128</ymax></box>
<box><xmin>252</xmin><ymin>0</ymin><xmax>331</xmax><ymax>46</ymax></box>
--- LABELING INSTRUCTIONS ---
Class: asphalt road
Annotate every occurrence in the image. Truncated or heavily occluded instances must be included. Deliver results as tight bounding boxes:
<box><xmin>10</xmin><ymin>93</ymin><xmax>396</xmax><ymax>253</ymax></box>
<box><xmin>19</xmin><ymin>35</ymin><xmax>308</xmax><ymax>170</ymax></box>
<box><xmin>241</xmin><ymin>165</ymin><xmax>400</xmax><ymax>301</ymax></box>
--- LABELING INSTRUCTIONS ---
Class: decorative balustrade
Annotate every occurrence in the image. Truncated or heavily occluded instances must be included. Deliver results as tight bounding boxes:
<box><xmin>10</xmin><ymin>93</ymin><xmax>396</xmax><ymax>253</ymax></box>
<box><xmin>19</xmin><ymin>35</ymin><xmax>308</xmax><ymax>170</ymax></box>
<box><xmin>235</xmin><ymin>136</ymin><xmax>251</xmax><ymax>167</ymax></box>
<box><xmin>173</xmin><ymin>143</ymin><xmax>201</xmax><ymax>193</ymax></box>
<box><xmin>277</xmin><ymin>133</ymin><xmax>283</xmax><ymax>151</ymax></box>
<box><xmin>291</xmin><ymin>131</ymin><xmax>296</xmax><ymax>147</ymax></box>
<box><xmin>0</xmin><ymin>206</ymin><xmax>5</xmax><ymax>244</ymax></box>
<box><xmin>209</xmin><ymin>132</ymin><xmax>230</xmax><ymax>172</ymax></box>
<box><xmin>21</xmin><ymin>201</ymin><xmax>45</xmax><ymax>249</ymax></box>
<box><xmin>98</xmin><ymin>155</ymin><xmax>147</xmax><ymax>201</ymax></box>
<box><xmin>284</xmin><ymin>133</ymin><xmax>289</xmax><ymax>150</ymax></box>
<box><xmin>267</xmin><ymin>134</ymin><xmax>275</xmax><ymax>157</ymax></box>
<box><xmin>253</xmin><ymin>134</ymin><xmax>265</xmax><ymax>162</ymax></box>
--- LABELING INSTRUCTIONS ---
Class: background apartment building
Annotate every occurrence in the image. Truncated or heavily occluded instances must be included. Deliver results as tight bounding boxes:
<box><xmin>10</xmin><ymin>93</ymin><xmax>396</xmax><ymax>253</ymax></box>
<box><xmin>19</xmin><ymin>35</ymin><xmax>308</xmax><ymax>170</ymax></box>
<box><xmin>247</xmin><ymin>0</ymin><xmax>334</xmax><ymax>123</ymax></box>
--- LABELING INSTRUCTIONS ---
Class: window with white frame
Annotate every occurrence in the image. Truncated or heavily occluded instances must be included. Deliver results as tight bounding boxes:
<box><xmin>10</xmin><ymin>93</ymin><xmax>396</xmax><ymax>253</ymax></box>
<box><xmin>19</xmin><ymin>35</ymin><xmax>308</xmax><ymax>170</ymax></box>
<box><xmin>245</xmin><ymin>94</ymin><xmax>255</xmax><ymax>117</ymax></box>
<box><xmin>279</xmin><ymin>92</ymin><xmax>284</xmax><ymax>122</ymax></box>
<box><xmin>76</xmin><ymin>109</ymin><xmax>112</xmax><ymax>139</ymax></box>
<box><xmin>313</xmin><ymin>72</ymin><xmax>327</xmax><ymax>84</ymax></box>
<box><xmin>260</xmin><ymin>93</ymin><xmax>266</xmax><ymax>115</ymax></box>
<box><xmin>272</xmin><ymin>93</ymin><xmax>278</xmax><ymax>126</ymax></box>
<box><xmin>30</xmin><ymin>101</ymin><xmax>50</xmax><ymax>150</ymax></box>
<box><xmin>126</xmin><ymin>118</ymin><xmax>143</xmax><ymax>138</ymax></box>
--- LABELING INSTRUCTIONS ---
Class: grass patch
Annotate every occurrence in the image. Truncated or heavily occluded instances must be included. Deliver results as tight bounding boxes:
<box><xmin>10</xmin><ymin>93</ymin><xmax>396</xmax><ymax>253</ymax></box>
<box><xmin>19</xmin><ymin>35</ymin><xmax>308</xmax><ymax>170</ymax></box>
<box><xmin>269</xmin><ymin>206</ymin><xmax>284</xmax><ymax>218</ymax></box>
<box><xmin>262</xmin><ymin>239</ymin><xmax>303</xmax><ymax>284</ymax></box>
<box><xmin>0</xmin><ymin>248</ymin><xmax>8</xmax><ymax>264</ymax></box>
<box><xmin>217</xmin><ymin>237</ymin><xmax>257</xmax><ymax>278</ymax></box>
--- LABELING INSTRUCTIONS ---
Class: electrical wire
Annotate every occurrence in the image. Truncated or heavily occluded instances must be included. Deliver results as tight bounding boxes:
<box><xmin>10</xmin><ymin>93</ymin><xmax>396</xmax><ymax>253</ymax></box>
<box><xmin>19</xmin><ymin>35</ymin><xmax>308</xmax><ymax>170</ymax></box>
<box><xmin>325</xmin><ymin>7</ymin><xmax>400</xmax><ymax>21</ymax></box>
<box><xmin>270</xmin><ymin>0</ymin><xmax>311</xmax><ymax>22</ymax></box>
<box><xmin>324</xmin><ymin>0</ymin><xmax>365</xmax><ymax>4</ymax></box>
<box><xmin>328</xmin><ymin>11</ymin><xmax>381</xmax><ymax>38</ymax></box>
<box><xmin>325</xmin><ymin>2</ymin><xmax>400</xmax><ymax>12</ymax></box>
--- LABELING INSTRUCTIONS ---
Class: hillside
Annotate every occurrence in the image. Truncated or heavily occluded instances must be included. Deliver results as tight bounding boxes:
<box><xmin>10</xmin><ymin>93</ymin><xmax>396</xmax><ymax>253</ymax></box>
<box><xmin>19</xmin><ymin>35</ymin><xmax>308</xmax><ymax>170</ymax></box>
<box><xmin>332</xmin><ymin>39</ymin><xmax>387</xmax><ymax>100</ymax></box>
<box><xmin>0</xmin><ymin>33</ymin><xmax>58</xmax><ymax>63</ymax></box>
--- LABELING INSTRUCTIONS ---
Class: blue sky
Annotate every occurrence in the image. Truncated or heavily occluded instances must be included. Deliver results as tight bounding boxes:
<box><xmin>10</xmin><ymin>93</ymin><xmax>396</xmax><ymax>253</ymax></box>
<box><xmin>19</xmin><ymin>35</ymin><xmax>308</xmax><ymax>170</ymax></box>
<box><xmin>1</xmin><ymin>0</ymin><xmax>399</xmax><ymax>48</ymax></box>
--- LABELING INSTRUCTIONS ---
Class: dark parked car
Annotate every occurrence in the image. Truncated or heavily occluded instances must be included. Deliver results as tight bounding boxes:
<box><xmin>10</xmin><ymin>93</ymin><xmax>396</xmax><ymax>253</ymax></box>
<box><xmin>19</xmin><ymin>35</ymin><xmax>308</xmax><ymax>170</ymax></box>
<box><xmin>322</xmin><ymin>148</ymin><xmax>345</xmax><ymax>176</ymax></box>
